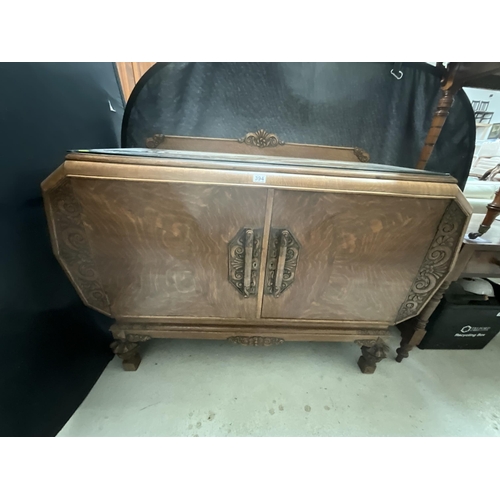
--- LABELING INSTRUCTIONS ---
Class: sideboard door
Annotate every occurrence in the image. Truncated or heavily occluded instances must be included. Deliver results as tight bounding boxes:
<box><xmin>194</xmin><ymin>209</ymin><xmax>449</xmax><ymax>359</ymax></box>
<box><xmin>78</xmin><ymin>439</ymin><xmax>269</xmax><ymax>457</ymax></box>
<box><xmin>71</xmin><ymin>179</ymin><xmax>269</xmax><ymax>319</ymax></box>
<box><xmin>260</xmin><ymin>190</ymin><xmax>451</xmax><ymax>322</ymax></box>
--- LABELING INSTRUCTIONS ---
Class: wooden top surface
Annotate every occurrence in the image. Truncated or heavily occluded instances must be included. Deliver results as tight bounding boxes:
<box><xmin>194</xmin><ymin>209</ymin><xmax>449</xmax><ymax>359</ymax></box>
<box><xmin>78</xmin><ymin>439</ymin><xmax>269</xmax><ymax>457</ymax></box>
<box><xmin>42</xmin><ymin>149</ymin><xmax>471</xmax><ymax>212</ymax></box>
<box><xmin>63</xmin><ymin>149</ymin><xmax>455</xmax><ymax>184</ymax></box>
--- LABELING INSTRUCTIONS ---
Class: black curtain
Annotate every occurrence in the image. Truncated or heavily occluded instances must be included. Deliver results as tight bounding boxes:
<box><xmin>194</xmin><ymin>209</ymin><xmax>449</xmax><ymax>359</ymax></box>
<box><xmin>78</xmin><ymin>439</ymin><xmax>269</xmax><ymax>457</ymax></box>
<box><xmin>0</xmin><ymin>63</ymin><xmax>124</xmax><ymax>436</ymax></box>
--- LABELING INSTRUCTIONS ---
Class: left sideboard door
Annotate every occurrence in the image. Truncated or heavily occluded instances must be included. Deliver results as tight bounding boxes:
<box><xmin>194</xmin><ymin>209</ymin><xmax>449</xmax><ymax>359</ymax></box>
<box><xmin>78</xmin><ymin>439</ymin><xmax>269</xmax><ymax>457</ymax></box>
<box><xmin>71</xmin><ymin>179</ymin><xmax>269</xmax><ymax>319</ymax></box>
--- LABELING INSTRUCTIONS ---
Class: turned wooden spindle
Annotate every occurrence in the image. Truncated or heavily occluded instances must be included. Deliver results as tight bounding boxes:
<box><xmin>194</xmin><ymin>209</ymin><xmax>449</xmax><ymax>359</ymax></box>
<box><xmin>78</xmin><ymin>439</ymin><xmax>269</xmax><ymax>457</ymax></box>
<box><xmin>416</xmin><ymin>90</ymin><xmax>455</xmax><ymax>170</ymax></box>
<box><xmin>468</xmin><ymin>189</ymin><xmax>500</xmax><ymax>239</ymax></box>
<box><xmin>416</xmin><ymin>63</ymin><xmax>459</xmax><ymax>171</ymax></box>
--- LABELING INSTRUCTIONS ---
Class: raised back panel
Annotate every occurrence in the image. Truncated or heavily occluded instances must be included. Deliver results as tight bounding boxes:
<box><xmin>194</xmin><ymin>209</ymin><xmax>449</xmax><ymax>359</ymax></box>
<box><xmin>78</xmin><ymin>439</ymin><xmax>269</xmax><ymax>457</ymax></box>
<box><xmin>146</xmin><ymin>132</ymin><xmax>370</xmax><ymax>163</ymax></box>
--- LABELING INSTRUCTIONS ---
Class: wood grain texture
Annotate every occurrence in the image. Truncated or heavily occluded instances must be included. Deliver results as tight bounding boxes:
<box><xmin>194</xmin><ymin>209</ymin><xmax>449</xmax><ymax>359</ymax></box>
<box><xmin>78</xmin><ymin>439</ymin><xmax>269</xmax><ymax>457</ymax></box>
<box><xmin>70</xmin><ymin>179</ymin><xmax>268</xmax><ymax>318</ymax></box>
<box><xmin>115</xmin><ymin>62</ymin><xmax>155</xmax><ymax>101</ymax></box>
<box><xmin>262</xmin><ymin>191</ymin><xmax>450</xmax><ymax>321</ymax></box>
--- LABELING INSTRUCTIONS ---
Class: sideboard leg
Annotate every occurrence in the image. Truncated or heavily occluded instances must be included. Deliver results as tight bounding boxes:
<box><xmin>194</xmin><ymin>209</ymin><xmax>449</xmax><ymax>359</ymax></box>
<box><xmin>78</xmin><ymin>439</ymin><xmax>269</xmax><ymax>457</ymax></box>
<box><xmin>356</xmin><ymin>338</ymin><xmax>389</xmax><ymax>374</ymax></box>
<box><xmin>110</xmin><ymin>340</ymin><xmax>142</xmax><ymax>371</ymax></box>
<box><xmin>109</xmin><ymin>325</ymin><xmax>151</xmax><ymax>372</ymax></box>
<box><xmin>396</xmin><ymin>280</ymin><xmax>451</xmax><ymax>363</ymax></box>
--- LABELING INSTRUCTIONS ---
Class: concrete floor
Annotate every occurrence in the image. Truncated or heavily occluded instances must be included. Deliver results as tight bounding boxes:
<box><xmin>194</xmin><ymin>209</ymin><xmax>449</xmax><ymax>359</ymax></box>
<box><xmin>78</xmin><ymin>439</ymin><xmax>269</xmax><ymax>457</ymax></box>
<box><xmin>58</xmin><ymin>329</ymin><xmax>500</xmax><ymax>437</ymax></box>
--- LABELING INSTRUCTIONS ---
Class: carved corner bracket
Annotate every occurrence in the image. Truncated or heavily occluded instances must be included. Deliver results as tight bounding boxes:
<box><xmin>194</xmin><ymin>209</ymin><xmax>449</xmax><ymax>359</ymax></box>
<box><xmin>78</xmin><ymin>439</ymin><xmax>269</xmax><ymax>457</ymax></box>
<box><xmin>228</xmin><ymin>227</ymin><xmax>263</xmax><ymax>297</ymax></box>
<box><xmin>228</xmin><ymin>336</ymin><xmax>284</xmax><ymax>346</ymax></box>
<box><xmin>353</xmin><ymin>147</ymin><xmax>370</xmax><ymax>162</ymax></box>
<box><xmin>146</xmin><ymin>134</ymin><xmax>165</xmax><ymax>148</ymax></box>
<box><xmin>355</xmin><ymin>338</ymin><xmax>389</xmax><ymax>352</ymax></box>
<box><xmin>49</xmin><ymin>180</ymin><xmax>110</xmax><ymax>315</ymax></box>
<box><xmin>111</xmin><ymin>326</ymin><xmax>152</xmax><ymax>343</ymax></box>
<box><xmin>238</xmin><ymin>130</ymin><xmax>284</xmax><ymax>148</ymax></box>
<box><xmin>264</xmin><ymin>228</ymin><xmax>300</xmax><ymax>297</ymax></box>
<box><xmin>110</xmin><ymin>340</ymin><xmax>139</xmax><ymax>359</ymax></box>
<box><xmin>395</xmin><ymin>201</ymin><xmax>467</xmax><ymax>323</ymax></box>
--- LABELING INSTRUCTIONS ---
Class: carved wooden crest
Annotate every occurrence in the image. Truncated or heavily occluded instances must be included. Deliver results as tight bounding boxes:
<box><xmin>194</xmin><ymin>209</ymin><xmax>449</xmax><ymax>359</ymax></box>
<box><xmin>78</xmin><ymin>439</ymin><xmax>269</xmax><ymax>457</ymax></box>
<box><xmin>238</xmin><ymin>130</ymin><xmax>284</xmax><ymax>148</ymax></box>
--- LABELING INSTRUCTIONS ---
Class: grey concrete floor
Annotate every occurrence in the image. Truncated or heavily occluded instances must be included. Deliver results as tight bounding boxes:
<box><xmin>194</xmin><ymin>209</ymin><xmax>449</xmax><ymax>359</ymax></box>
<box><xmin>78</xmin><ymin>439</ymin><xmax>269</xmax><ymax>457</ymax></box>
<box><xmin>58</xmin><ymin>329</ymin><xmax>500</xmax><ymax>437</ymax></box>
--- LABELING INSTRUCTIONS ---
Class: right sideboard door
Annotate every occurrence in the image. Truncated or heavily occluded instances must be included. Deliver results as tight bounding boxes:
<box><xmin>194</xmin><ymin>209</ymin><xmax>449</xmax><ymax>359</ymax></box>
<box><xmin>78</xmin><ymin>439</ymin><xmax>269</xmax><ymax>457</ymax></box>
<box><xmin>260</xmin><ymin>190</ymin><xmax>450</xmax><ymax>322</ymax></box>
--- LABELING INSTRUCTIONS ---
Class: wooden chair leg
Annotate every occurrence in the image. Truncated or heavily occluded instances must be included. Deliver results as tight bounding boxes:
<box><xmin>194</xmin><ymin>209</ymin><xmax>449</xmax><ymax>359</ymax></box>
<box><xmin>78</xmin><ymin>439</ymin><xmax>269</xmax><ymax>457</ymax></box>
<box><xmin>396</xmin><ymin>338</ymin><xmax>413</xmax><ymax>363</ymax></box>
<box><xmin>468</xmin><ymin>188</ymin><xmax>500</xmax><ymax>240</ymax></box>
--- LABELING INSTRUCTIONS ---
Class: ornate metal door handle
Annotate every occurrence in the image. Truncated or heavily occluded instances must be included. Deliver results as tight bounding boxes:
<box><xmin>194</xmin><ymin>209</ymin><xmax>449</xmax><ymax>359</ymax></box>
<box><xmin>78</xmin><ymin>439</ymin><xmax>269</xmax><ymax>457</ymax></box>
<box><xmin>243</xmin><ymin>229</ymin><xmax>254</xmax><ymax>296</ymax></box>
<box><xmin>264</xmin><ymin>228</ymin><xmax>300</xmax><ymax>298</ymax></box>
<box><xmin>274</xmin><ymin>230</ymin><xmax>289</xmax><ymax>297</ymax></box>
<box><xmin>228</xmin><ymin>227</ymin><xmax>263</xmax><ymax>297</ymax></box>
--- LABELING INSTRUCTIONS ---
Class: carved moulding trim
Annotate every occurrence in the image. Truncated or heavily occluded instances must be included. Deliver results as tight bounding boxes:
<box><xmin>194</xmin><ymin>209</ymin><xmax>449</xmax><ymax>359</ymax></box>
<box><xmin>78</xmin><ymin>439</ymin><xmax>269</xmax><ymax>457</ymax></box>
<box><xmin>50</xmin><ymin>179</ymin><xmax>110</xmax><ymax>315</ymax></box>
<box><xmin>395</xmin><ymin>201</ymin><xmax>467</xmax><ymax>323</ymax></box>
<box><xmin>110</xmin><ymin>325</ymin><xmax>151</xmax><ymax>342</ymax></box>
<box><xmin>238</xmin><ymin>130</ymin><xmax>285</xmax><ymax>148</ymax></box>
<box><xmin>228</xmin><ymin>336</ymin><xmax>284</xmax><ymax>346</ymax></box>
<box><xmin>355</xmin><ymin>337</ymin><xmax>387</xmax><ymax>348</ymax></box>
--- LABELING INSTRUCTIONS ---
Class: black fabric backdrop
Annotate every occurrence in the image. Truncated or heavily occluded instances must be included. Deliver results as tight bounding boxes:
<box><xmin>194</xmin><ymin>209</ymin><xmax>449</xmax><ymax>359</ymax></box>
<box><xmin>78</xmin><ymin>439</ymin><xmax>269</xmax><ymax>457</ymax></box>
<box><xmin>0</xmin><ymin>63</ymin><xmax>124</xmax><ymax>436</ymax></box>
<box><xmin>123</xmin><ymin>62</ymin><xmax>475</xmax><ymax>189</ymax></box>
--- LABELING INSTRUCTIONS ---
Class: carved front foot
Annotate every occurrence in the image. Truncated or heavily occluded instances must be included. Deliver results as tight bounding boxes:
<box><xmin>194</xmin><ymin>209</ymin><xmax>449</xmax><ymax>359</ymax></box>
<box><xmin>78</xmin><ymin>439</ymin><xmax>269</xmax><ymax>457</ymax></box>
<box><xmin>110</xmin><ymin>326</ymin><xmax>151</xmax><ymax>371</ymax></box>
<box><xmin>396</xmin><ymin>339</ymin><xmax>413</xmax><ymax>363</ymax></box>
<box><xmin>110</xmin><ymin>340</ymin><xmax>142</xmax><ymax>371</ymax></box>
<box><xmin>356</xmin><ymin>338</ymin><xmax>389</xmax><ymax>374</ymax></box>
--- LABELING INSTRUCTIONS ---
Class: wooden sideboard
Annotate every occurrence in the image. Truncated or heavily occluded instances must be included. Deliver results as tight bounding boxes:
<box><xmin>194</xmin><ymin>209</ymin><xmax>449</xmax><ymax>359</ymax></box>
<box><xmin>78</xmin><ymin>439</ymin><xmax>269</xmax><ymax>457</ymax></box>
<box><xmin>41</xmin><ymin>143</ymin><xmax>471</xmax><ymax>374</ymax></box>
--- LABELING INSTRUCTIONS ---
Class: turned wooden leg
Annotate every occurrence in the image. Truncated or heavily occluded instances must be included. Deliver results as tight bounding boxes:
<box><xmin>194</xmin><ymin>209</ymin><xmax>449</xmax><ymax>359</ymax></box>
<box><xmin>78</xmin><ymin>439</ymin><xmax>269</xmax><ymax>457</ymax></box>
<box><xmin>356</xmin><ymin>338</ymin><xmax>389</xmax><ymax>374</ymax></box>
<box><xmin>396</xmin><ymin>281</ymin><xmax>450</xmax><ymax>363</ymax></box>
<box><xmin>416</xmin><ymin>87</ymin><xmax>456</xmax><ymax>170</ymax></box>
<box><xmin>110</xmin><ymin>325</ymin><xmax>151</xmax><ymax>371</ymax></box>
<box><xmin>468</xmin><ymin>188</ymin><xmax>500</xmax><ymax>239</ymax></box>
<box><xmin>396</xmin><ymin>339</ymin><xmax>413</xmax><ymax>363</ymax></box>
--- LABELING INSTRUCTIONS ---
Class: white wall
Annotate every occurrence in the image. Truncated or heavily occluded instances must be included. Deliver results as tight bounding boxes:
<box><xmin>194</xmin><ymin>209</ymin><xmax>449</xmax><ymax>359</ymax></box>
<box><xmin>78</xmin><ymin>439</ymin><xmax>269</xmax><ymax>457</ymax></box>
<box><xmin>464</xmin><ymin>88</ymin><xmax>500</xmax><ymax>124</ymax></box>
